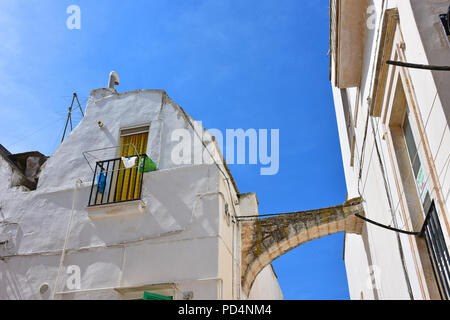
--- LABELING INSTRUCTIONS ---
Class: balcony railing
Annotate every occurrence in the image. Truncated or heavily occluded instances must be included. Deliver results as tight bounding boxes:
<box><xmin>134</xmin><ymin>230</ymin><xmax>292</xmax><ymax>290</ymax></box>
<box><xmin>87</xmin><ymin>154</ymin><xmax>147</xmax><ymax>207</ymax></box>
<box><xmin>422</xmin><ymin>201</ymin><xmax>450</xmax><ymax>300</ymax></box>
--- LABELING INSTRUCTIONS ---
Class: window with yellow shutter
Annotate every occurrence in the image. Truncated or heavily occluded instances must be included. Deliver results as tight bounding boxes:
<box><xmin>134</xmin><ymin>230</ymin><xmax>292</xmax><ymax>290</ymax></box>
<box><xmin>87</xmin><ymin>125</ymin><xmax>154</xmax><ymax>208</ymax></box>
<box><xmin>115</xmin><ymin>126</ymin><xmax>149</xmax><ymax>202</ymax></box>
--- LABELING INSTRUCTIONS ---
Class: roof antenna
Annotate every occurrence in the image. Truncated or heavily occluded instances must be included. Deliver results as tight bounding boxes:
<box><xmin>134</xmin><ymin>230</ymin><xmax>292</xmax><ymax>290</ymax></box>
<box><xmin>108</xmin><ymin>71</ymin><xmax>119</xmax><ymax>89</ymax></box>
<box><xmin>61</xmin><ymin>93</ymin><xmax>84</xmax><ymax>143</ymax></box>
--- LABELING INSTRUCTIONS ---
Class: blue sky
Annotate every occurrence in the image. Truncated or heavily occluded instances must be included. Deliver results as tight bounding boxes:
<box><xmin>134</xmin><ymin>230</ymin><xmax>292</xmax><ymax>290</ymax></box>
<box><xmin>0</xmin><ymin>0</ymin><xmax>349</xmax><ymax>299</ymax></box>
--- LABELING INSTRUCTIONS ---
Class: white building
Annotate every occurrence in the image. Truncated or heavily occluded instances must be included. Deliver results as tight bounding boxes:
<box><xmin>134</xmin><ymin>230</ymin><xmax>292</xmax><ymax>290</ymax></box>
<box><xmin>0</xmin><ymin>77</ymin><xmax>282</xmax><ymax>300</ymax></box>
<box><xmin>330</xmin><ymin>0</ymin><xmax>450</xmax><ymax>299</ymax></box>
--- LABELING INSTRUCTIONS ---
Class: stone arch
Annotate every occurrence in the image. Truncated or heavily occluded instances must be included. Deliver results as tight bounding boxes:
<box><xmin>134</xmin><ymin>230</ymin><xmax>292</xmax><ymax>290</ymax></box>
<box><xmin>240</xmin><ymin>198</ymin><xmax>365</xmax><ymax>296</ymax></box>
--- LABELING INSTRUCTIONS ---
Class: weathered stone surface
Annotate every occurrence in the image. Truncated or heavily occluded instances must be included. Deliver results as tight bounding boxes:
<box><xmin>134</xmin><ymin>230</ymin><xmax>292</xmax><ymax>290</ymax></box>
<box><xmin>240</xmin><ymin>197</ymin><xmax>364</xmax><ymax>295</ymax></box>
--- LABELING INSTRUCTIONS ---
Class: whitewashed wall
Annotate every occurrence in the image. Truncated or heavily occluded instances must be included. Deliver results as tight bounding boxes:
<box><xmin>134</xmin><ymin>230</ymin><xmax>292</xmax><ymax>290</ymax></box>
<box><xmin>0</xmin><ymin>87</ymin><xmax>281</xmax><ymax>300</ymax></box>
<box><xmin>332</xmin><ymin>0</ymin><xmax>450</xmax><ymax>300</ymax></box>
<box><xmin>248</xmin><ymin>265</ymin><xmax>283</xmax><ymax>300</ymax></box>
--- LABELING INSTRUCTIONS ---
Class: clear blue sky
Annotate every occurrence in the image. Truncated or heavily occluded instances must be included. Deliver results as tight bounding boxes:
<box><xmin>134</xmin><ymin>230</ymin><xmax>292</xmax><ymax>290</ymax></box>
<box><xmin>0</xmin><ymin>0</ymin><xmax>349</xmax><ymax>299</ymax></box>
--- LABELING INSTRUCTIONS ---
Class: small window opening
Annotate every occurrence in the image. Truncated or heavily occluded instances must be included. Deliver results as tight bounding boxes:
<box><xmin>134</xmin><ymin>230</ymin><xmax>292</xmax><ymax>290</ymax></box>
<box><xmin>440</xmin><ymin>6</ymin><xmax>450</xmax><ymax>39</ymax></box>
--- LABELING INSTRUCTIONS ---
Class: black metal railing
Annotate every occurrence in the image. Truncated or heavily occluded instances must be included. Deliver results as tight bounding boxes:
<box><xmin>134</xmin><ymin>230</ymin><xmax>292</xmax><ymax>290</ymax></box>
<box><xmin>88</xmin><ymin>154</ymin><xmax>147</xmax><ymax>207</ymax></box>
<box><xmin>421</xmin><ymin>201</ymin><xmax>450</xmax><ymax>300</ymax></box>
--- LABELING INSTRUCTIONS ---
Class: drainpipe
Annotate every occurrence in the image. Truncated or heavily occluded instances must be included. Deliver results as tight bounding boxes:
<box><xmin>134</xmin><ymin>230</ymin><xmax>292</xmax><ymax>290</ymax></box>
<box><xmin>236</xmin><ymin>216</ymin><xmax>241</xmax><ymax>300</ymax></box>
<box><xmin>52</xmin><ymin>179</ymin><xmax>82</xmax><ymax>300</ymax></box>
<box><xmin>232</xmin><ymin>214</ymin><xmax>235</xmax><ymax>300</ymax></box>
<box><xmin>229</xmin><ymin>191</ymin><xmax>240</xmax><ymax>300</ymax></box>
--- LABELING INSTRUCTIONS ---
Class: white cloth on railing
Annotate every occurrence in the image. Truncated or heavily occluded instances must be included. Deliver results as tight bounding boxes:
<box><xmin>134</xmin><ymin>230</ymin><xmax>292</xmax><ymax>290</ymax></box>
<box><xmin>121</xmin><ymin>156</ymin><xmax>137</xmax><ymax>169</ymax></box>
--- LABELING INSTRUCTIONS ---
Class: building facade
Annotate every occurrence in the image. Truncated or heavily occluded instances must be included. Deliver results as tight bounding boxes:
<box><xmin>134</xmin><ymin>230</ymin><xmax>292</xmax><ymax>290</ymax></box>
<box><xmin>0</xmin><ymin>84</ymin><xmax>283</xmax><ymax>300</ymax></box>
<box><xmin>330</xmin><ymin>0</ymin><xmax>450</xmax><ymax>299</ymax></box>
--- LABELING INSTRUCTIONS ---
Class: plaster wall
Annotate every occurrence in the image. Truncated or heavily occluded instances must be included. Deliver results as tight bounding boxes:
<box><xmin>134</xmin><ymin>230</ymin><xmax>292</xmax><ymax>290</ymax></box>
<box><xmin>248</xmin><ymin>265</ymin><xmax>283</xmax><ymax>300</ymax></box>
<box><xmin>0</xmin><ymin>154</ymin><xmax>29</xmax><ymax>193</ymax></box>
<box><xmin>332</xmin><ymin>0</ymin><xmax>450</xmax><ymax>299</ymax></box>
<box><xmin>215</xmin><ymin>173</ymin><xmax>281</xmax><ymax>299</ymax></box>
<box><xmin>0</xmin><ymin>87</ymin><xmax>281</xmax><ymax>299</ymax></box>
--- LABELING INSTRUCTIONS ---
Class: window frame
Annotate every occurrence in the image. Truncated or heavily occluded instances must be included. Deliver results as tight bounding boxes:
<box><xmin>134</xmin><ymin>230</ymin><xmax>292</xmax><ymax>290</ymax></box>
<box><xmin>378</xmin><ymin>27</ymin><xmax>450</xmax><ymax>299</ymax></box>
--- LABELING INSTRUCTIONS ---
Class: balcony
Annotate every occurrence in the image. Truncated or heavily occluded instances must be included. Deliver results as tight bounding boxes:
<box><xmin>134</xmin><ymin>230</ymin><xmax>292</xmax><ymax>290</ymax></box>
<box><xmin>86</xmin><ymin>154</ymin><xmax>149</xmax><ymax>218</ymax></box>
<box><xmin>422</xmin><ymin>201</ymin><xmax>450</xmax><ymax>300</ymax></box>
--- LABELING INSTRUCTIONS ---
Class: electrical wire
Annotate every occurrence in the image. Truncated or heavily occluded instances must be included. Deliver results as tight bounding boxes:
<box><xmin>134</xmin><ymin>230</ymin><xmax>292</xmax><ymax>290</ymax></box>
<box><xmin>3</xmin><ymin>96</ymin><xmax>88</xmax><ymax>153</ymax></box>
<box><xmin>235</xmin><ymin>201</ymin><xmax>362</xmax><ymax>221</ymax></box>
<box><xmin>355</xmin><ymin>214</ymin><xmax>420</xmax><ymax>236</ymax></box>
<box><xmin>386</xmin><ymin>60</ymin><xmax>450</xmax><ymax>71</ymax></box>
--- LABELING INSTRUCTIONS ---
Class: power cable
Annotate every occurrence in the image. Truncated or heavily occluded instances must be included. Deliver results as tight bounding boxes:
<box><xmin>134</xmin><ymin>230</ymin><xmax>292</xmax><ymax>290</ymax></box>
<box><xmin>236</xmin><ymin>201</ymin><xmax>362</xmax><ymax>221</ymax></box>
<box><xmin>386</xmin><ymin>60</ymin><xmax>450</xmax><ymax>71</ymax></box>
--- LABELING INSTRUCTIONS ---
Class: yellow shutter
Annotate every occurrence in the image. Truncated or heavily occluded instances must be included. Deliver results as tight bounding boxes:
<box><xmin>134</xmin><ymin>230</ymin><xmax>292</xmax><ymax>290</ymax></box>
<box><xmin>116</xmin><ymin>132</ymin><xmax>149</xmax><ymax>201</ymax></box>
<box><xmin>120</xmin><ymin>132</ymin><xmax>149</xmax><ymax>157</ymax></box>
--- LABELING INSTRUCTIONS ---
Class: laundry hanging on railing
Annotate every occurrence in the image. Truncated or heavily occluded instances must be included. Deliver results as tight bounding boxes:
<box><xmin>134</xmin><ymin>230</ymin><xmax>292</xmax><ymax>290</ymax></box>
<box><xmin>138</xmin><ymin>155</ymin><xmax>158</xmax><ymax>173</ymax></box>
<box><xmin>97</xmin><ymin>172</ymin><xmax>106</xmax><ymax>194</ymax></box>
<box><xmin>121</xmin><ymin>156</ymin><xmax>137</xmax><ymax>169</ymax></box>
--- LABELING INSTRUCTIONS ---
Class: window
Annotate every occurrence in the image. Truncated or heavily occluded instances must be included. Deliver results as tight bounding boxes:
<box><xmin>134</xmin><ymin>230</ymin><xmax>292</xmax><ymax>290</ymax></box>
<box><xmin>440</xmin><ymin>6</ymin><xmax>450</xmax><ymax>40</ymax></box>
<box><xmin>403</xmin><ymin>115</ymin><xmax>421</xmax><ymax>179</ymax></box>
<box><xmin>387</xmin><ymin>77</ymin><xmax>446</xmax><ymax>299</ymax></box>
<box><xmin>402</xmin><ymin>113</ymin><xmax>429</xmax><ymax>207</ymax></box>
<box><xmin>119</xmin><ymin>125</ymin><xmax>149</xmax><ymax>156</ymax></box>
<box><xmin>87</xmin><ymin>125</ymin><xmax>151</xmax><ymax>210</ymax></box>
<box><xmin>400</xmin><ymin>110</ymin><xmax>449</xmax><ymax>300</ymax></box>
<box><xmin>116</xmin><ymin>126</ymin><xmax>149</xmax><ymax>202</ymax></box>
<box><xmin>402</xmin><ymin>109</ymin><xmax>450</xmax><ymax>300</ymax></box>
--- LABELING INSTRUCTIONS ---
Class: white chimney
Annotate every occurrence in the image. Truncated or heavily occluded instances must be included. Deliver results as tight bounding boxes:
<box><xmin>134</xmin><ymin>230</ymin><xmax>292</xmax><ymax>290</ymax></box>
<box><xmin>108</xmin><ymin>71</ymin><xmax>119</xmax><ymax>89</ymax></box>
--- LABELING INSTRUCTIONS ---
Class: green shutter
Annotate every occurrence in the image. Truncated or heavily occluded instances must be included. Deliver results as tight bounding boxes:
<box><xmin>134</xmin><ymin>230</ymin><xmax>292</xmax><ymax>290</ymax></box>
<box><xmin>142</xmin><ymin>291</ymin><xmax>173</xmax><ymax>300</ymax></box>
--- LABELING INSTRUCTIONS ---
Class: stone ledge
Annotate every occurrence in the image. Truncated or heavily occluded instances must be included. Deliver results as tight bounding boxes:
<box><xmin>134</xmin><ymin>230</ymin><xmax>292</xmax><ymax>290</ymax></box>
<box><xmin>86</xmin><ymin>199</ymin><xmax>146</xmax><ymax>219</ymax></box>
